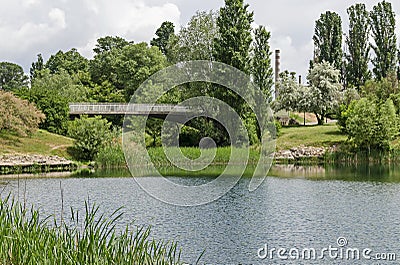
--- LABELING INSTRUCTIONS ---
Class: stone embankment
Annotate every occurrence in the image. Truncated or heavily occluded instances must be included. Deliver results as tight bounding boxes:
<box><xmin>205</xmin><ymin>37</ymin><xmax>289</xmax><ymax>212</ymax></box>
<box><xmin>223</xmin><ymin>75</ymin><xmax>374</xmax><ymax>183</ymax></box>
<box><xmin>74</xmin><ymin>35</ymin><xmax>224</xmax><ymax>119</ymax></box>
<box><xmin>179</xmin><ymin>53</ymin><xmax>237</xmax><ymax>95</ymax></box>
<box><xmin>0</xmin><ymin>155</ymin><xmax>77</xmax><ymax>174</ymax></box>
<box><xmin>275</xmin><ymin>146</ymin><xmax>330</xmax><ymax>163</ymax></box>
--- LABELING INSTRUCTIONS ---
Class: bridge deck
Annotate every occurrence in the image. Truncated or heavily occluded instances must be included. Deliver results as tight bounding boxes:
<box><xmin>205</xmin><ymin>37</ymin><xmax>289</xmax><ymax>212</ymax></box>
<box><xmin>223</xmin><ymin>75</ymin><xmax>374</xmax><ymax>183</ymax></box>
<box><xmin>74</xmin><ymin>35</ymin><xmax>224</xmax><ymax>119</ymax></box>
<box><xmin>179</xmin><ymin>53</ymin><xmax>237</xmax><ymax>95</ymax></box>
<box><xmin>69</xmin><ymin>103</ymin><xmax>193</xmax><ymax>116</ymax></box>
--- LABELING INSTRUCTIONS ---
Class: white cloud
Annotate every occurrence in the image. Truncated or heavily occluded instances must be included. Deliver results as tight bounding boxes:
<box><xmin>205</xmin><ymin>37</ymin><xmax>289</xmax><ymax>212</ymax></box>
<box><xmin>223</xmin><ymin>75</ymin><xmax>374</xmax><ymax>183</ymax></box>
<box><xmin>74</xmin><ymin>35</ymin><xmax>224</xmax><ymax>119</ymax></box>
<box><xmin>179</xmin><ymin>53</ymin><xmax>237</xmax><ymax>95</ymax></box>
<box><xmin>0</xmin><ymin>0</ymin><xmax>181</xmax><ymax>71</ymax></box>
<box><xmin>22</xmin><ymin>0</ymin><xmax>41</xmax><ymax>8</ymax></box>
<box><xmin>48</xmin><ymin>8</ymin><xmax>66</xmax><ymax>29</ymax></box>
<box><xmin>271</xmin><ymin>35</ymin><xmax>314</xmax><ymax>80</ymax></box>
<box><xmin>1</xmin><ymin>0</ymin><xmax>399</xmax><ymax>75</ymax></box>
<box><xmin>76</xmin><ymin>0</ymin><xmax>181</xmax><ymax>58</ymax></box>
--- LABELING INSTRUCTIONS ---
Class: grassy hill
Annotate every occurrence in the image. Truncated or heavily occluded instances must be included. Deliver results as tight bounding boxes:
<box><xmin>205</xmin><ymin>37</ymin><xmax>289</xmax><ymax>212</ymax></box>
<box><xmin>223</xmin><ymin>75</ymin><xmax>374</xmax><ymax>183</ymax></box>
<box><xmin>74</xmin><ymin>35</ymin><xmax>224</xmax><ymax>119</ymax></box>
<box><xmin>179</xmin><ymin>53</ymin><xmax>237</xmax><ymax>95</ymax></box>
<box><xmin>276</xmin><ymin>123</ymin><xmax>347</xmax><ymax>151</ymax></box>
<box><xmin>0</xmin><ymin>130</ymin><xmax>74</xmax><ymax>159</ymax></box>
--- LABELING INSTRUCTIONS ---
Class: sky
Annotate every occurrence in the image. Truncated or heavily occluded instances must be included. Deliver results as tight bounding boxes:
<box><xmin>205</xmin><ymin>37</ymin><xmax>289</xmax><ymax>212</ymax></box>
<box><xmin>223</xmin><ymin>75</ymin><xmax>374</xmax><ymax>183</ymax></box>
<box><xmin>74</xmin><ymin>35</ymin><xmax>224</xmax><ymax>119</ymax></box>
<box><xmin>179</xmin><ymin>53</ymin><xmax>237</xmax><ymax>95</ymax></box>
<box><xmin>1</xmin><ymin>0</ymin><xmax>400</xmax><ymax>81</ymax></box>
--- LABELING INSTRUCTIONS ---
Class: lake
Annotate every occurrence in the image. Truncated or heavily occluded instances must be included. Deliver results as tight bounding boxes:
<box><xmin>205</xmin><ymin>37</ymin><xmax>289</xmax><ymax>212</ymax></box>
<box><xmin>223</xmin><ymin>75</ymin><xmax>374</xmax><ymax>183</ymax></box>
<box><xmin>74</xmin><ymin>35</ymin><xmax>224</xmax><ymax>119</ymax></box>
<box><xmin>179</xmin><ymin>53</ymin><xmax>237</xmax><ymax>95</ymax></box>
<box><xmin>1</xmin><ymin>164</ymin><xmax>400</xmax><ymax>264</ymax></box>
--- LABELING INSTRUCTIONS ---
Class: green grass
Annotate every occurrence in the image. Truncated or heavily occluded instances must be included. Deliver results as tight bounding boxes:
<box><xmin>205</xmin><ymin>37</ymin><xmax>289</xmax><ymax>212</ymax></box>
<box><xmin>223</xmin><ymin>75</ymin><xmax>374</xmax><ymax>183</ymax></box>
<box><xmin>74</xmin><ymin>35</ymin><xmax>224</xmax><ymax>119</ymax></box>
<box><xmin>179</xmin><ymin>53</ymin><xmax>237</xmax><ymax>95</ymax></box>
<box><xmin>0</xmin><ymin>130</ymin><xmax>74</xmax><ymax>158</ymax></box>
<box><xmin>147</xmin><ymin>146</ymin><xmax>261</xmax><ymax>166</ymax></box>
<box><xmin>0</xmin><ymin>196</ymin><xmax>181</xmax><ymax>264</ymax></box>
<box><xmin>277</xmin><ymin>123</ymin><xmax>347</xmax><ymax>151</ymax></box>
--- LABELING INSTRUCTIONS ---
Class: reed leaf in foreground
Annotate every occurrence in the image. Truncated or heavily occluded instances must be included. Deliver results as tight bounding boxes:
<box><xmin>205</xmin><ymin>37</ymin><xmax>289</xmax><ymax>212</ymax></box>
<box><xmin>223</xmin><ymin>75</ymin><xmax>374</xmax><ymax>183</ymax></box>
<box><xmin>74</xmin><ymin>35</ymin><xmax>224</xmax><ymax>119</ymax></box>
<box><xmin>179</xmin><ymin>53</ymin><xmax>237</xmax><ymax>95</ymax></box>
<box><xmin>0</xmin><ymin>196</ymin><xmax>181</xmax><ymax>264</ymax></box>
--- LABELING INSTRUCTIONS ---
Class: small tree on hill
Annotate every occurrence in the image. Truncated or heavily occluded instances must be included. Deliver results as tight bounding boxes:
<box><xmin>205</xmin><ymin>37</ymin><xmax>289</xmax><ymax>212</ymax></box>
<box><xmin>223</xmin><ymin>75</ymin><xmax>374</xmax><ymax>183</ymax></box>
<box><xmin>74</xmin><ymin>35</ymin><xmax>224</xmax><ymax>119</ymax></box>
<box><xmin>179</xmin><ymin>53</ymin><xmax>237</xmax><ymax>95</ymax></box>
<box><xmin>0</xmin><ymin>91</ymin><xmax>45</xmax><ymax>136</ymax></box>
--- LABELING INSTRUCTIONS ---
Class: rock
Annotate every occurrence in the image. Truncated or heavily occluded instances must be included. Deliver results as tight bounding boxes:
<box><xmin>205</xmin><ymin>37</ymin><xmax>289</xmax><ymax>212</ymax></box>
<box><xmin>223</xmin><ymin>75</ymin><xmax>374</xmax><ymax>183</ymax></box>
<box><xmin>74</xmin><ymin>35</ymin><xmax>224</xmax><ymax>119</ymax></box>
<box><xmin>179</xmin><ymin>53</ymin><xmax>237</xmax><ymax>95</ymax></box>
<box><xmin>0</xmin><ymin>154</ymin><xmax>74</xmax><ymax>166</ymax></box>
<box><xmin>275</xmin><ymin>146</ymin><xmax>327</xmax><ymax>162</ymax></box>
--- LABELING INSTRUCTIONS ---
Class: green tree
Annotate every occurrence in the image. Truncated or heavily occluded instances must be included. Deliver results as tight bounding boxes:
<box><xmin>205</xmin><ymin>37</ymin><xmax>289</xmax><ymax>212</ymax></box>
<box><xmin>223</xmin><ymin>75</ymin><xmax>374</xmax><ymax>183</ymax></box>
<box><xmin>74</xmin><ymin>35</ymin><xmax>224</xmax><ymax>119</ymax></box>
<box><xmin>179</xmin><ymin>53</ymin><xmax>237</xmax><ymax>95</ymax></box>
<box><xmin>214</xmin><ymin>0</ymin><xmax>253</xmax><ymax>74</ymax></box>
<box><xmin>307</xmin><ymin>61</ymin><xmax>342</xmax><ymax>125</ymax></box>
<box><xmin>0</xmin><ymin>91</ymin><xmax>45</xmax><ymax>136</ymax></box>
<box><xmin>370</xmin><ymin>0</ymin><xmax>398</xmax><ymax>80</ymax></box>
<box><xmin>274</xmin><ymin>71</ymin><xmax>302</xmax><ymax>112</ymax></box>
<box><xmin>165</xmin><ymin>11</ymin><xmax>219</xmax><ymax>102</ymax></box>
<box><xmin>116</xmin><ymin>43</ymin><xmax>167</xmax><ymax>100</ymax></box>
<box><xmin>362</xmin><ymin>72</ymin><xmax>399</xmax><ymax>102</ymax></box>
<box><xmin>0</xmin><ymin>62</ymin><xmax>28</xmax><ymax>91</ymax></box>
<box><xmin>167</xmin><ymin>11</ymin><xmax>218</xmax><ymax>63</ymax></box>
<box><xmin>345</xmin><ymin>3</ymin><xmax>371</xmax><ymax>90</ymax></box>
<box><xmin>252</xmin><ymin>25</ymin><xmax>273</xmax><ymax>103</ymax></box>
<box><xmin>46</xmin><ymin>48</ymin><xmax>89</xmax><ymax>75</ymax></box>
<box><xmin>90</xmin><ymin>42</ymin><xmax>166</xmax><ymax>101</ymax></box>
<box><xmin>30</xmin><ymin>54</ymin><xmax>44</xmax><ymax>80</ymax></box>
<box><xmin>18</xmin><ymin>70</ymin><xmax>88</xmax><ymax>134</ymax></box>
<box><xmin>213</xmin><ymin>0</ymin><xmax>257</xmax><ymax>144</ymax></box>
<box><xmin>68</xmin><ymin>116</ymin><xmax>112</xmax><ymax>161</ymax></box>
<box><xmin>151</xmin><ymin>21</ymin><xmax>175</xmax><ymax>56</ymax></box>
<box><xmin>346</xmin><ymin>98</ymin><xmax>398</xmax><ymax>151</ymax></box>
<box><xmin>313</xmin><ymin>11</ymin><xmax>343</xmax><ymax>71</ymax></box>
<box><xmin>93</xmin><ymin>36</ymin><xmax>131</xmax><ymax>55</ymax></box>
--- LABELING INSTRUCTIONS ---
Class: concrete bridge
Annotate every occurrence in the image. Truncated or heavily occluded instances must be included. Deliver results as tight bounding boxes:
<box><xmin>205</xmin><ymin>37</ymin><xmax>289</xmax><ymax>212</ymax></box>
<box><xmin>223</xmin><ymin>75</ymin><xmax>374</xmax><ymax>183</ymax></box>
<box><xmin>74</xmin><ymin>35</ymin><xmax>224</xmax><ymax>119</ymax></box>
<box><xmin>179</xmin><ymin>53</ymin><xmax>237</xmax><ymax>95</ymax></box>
<box><xmin>69</xmin><ymin>103</ymin><xmax>195</xmax><ymax>121</ymax></box>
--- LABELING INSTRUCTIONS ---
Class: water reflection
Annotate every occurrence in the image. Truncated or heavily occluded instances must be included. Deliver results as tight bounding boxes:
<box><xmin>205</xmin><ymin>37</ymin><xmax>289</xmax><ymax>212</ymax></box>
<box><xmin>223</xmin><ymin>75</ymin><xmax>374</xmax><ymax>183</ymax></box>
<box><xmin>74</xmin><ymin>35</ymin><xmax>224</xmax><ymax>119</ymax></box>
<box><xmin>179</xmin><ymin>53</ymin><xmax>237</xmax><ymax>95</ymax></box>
<box><xmin>73</xmin><ymin>163</ymin><xmax>400</xmax><ymax>183</ymax></box>
<box><xmin>269</xmin><ymin>164</ymin><xmax>400</xmax><ymax>183</ymax></box>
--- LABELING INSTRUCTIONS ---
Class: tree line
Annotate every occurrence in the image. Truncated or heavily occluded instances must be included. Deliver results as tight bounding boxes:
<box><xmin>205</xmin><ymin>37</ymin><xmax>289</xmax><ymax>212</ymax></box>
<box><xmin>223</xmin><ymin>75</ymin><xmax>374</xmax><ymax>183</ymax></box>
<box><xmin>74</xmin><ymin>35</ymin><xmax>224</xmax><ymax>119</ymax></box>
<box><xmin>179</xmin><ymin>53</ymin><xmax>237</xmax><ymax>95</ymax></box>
<box><xmin>275</xmin><ymin>0</ymin><xmax>400</xmax><ymax>152</ymax></box>
<box><xmin>0</xmin><ymin>0</ymin><xmax>274</xmax><ymax>153</ymax></box>
<box><xmin>1</xmin><ymin>0</ymin><xmax>400</xmax><ymax>156</ymax></box>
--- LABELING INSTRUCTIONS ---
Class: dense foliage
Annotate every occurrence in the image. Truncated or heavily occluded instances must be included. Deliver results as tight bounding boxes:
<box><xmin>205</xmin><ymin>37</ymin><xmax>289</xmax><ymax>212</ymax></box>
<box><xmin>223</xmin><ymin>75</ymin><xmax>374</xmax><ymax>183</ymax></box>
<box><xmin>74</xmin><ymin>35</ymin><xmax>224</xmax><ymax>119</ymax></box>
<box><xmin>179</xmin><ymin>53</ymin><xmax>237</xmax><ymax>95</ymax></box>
<box><xmin>0</xmin><ymin>0</ymin><xmax>399</xmax><ymax>157</ymax></box>
<box><xmin>0</xmin><ymin>62</ymin><xmax>28</xmax><ymax>91</ymax></box>
<box><xmin>68</xmin><ymin>116</ymin><xmax>113</xmax><ymax>161</ymax></box>
<box><xmin>313</xmin><ymin>11</ymin><xmax>343</xmax><ymax>71</ymax></box>
<box><xmin>370</xmin><ymin>0</ymin><xmax>398</xmax><ymax>80</ymax></box>
<box><xmin>344</xmin><ymin>3</ymin><xmax>371</xmax><ymax>90</ymax></box>
<box><xmin>339</xmin><ymin>74</ymin><xmax>400</xmax><ymax>151</ymax></box>
<box><xmin>0</xmin><ymin>91</ymin><xmax>45</xmax><ymax>136</ymax></box>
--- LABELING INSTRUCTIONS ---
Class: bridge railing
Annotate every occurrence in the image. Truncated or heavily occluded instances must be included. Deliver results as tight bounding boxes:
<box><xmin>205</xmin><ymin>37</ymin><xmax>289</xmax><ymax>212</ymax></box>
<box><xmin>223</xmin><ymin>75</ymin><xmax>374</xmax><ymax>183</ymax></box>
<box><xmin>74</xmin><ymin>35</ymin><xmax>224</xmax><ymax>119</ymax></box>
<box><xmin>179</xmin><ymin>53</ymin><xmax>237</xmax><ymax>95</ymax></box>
<box><xmin>69</xmin><ymin>103</ymin><xmax>193</xmax><ymax>115</ymax></box>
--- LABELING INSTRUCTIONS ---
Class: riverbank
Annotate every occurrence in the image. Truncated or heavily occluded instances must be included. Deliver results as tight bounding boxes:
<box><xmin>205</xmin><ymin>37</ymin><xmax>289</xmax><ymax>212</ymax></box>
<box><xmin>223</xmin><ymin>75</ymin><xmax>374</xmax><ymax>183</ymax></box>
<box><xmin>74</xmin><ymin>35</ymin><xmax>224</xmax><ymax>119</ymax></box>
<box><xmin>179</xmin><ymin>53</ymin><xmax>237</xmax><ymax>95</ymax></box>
<box><xmin>0</xmin><ymin>154</ymin><xmax>77</xmax><ymax>174</ymax></box>
<box><xmin>2</xmin><ymin>123</ymin><xmax>398</xmax><ymax>174</ymax></box>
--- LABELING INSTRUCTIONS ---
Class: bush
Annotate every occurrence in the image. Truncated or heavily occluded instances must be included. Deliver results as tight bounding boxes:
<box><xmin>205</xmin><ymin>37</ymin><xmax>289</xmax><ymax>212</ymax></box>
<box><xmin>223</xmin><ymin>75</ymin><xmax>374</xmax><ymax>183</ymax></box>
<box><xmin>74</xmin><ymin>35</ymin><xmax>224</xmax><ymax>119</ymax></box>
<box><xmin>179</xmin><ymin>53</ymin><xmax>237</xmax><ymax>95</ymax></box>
<box><xmin>346</xmin><ymin>98</ymin><xmax>399</xmax><ymax>151</ymax></box>
<box><xmin>95</xmin><ymin>128</ymin><xmax>126</xmax><ymax>168</ymax></box>
<box><xmin>17</xmin><ymin>70</ymin><xmax>88</xmax><ymax>135</ymax></box>
<box><xmin>0</xmin><ymin>91</ymin><xmax>45</xmax><ymax>136</ymax></box>
<box><xmin>68</xmin><ymin>116</ymin><xmax>112</xmax><ymax>161</ymax></box>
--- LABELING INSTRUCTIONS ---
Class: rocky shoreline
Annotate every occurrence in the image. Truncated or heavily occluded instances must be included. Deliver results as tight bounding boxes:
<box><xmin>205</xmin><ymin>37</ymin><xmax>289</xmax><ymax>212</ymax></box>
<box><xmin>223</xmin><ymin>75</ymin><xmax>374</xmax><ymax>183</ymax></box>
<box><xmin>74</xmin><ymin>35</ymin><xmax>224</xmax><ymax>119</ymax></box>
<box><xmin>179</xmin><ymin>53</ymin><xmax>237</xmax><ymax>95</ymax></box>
<box><xmin>274</xmin><ymin>146</ymin><xmax>331</xmax><ymax>163</ymax></box>
<box><xmin>0</xmin><ymin>155</ymin><xmax>77</xmax><ymax>174</ymax></box>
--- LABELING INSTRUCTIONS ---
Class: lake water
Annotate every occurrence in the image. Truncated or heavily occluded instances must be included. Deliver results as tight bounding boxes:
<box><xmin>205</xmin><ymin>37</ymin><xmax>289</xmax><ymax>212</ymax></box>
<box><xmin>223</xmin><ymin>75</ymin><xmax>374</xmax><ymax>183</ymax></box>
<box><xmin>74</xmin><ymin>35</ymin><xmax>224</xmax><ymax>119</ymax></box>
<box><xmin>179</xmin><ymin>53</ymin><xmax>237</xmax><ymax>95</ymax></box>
<box><xmin>1</xmin><ymin>164</ymin><xmax>400</xmax><ymax>264</ymax></box>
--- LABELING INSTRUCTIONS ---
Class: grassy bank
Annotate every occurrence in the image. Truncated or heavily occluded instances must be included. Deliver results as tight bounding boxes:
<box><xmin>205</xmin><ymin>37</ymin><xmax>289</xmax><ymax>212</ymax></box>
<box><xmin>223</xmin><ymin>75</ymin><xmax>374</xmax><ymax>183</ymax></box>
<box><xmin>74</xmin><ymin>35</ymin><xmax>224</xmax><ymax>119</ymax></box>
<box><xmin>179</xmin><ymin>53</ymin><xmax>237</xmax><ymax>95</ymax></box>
<box><xmin>276</xmin><ymin>123</ymin><xmax>346</xmax><ymax>150</ymax></box>
<box><xmin>0</xmin><ymin>130</ymin><xmax>73</xmax><ymax>159</ymax></box>
<box><xmin>97</xmin><ymin>125</ymin><xmax>347</xmax><ymax>168</ymax></box>
<box><xmin>0</xmin><ymin>196</ymin><xmax>181</xmax><ymax>264</ymax></box>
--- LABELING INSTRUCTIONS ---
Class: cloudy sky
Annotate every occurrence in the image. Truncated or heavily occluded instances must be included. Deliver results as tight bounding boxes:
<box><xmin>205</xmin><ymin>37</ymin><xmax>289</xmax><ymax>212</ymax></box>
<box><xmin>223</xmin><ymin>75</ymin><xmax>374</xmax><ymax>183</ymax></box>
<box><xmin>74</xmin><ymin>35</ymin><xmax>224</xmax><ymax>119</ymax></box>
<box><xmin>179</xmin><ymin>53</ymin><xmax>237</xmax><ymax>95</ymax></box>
<box><xmin>1</xmin><ymin>0</ymin><xmax>400</xmax><ymax>80</ymax></box>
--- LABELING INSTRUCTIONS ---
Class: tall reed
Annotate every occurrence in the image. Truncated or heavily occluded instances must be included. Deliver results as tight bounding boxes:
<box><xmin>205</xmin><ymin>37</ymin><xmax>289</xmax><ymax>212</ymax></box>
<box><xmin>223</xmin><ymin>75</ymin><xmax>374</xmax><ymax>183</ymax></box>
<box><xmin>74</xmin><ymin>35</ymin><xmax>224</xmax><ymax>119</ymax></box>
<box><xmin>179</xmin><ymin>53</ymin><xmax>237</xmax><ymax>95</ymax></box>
<box><xmin>0</xmin><ymin>195</ymin><xmax>181</xmax><ymax>264</ymax></box>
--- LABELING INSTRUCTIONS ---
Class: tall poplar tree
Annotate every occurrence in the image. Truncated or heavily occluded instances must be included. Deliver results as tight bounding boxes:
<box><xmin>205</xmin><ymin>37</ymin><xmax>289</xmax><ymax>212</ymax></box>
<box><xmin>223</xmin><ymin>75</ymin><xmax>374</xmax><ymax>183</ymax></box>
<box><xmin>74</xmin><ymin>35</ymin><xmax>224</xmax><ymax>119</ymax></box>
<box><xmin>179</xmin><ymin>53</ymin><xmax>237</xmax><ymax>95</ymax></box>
<box><xmin>214</xmin><ymin>0</ymin><xmax>253</xmax><ymax>74</ymax></box>
<box><xmin>252</xmin><ymin>25</ymin><xmax>273</xmax><ymax>103</ymax></box>
<box><xmin>370</xmin><ymin>1</ymin><xmax>398</xmax><ymax>80</ymax></box>
<box><xmin>345</xmin><ymin>3</ymin><xmax>371</xmax><ymax>90</ymax></box>
<box><xmin>313</xmin><ymin>11</ymin><xmax>343</xmax><ymax>71</ymax></box>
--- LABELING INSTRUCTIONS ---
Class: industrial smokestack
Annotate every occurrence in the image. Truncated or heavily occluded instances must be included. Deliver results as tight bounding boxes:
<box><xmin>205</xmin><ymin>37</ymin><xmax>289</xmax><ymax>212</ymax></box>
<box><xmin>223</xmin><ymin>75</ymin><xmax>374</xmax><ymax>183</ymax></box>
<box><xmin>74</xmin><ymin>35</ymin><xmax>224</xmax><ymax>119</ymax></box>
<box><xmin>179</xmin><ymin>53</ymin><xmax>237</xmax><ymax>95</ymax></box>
<box><xmin>275</xmin><ymin>49</ymin><xmax>281</xmax><ymax>98</ymax></box>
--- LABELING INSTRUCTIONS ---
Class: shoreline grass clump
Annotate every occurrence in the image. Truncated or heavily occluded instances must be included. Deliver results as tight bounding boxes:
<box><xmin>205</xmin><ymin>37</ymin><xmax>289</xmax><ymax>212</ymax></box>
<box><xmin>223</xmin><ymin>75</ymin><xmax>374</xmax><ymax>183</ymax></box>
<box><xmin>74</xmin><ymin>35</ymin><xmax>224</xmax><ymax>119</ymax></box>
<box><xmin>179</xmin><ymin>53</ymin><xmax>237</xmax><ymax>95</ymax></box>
<box><xmin>0</xmin><ymin>195</ymin><xmax>181</xmax><ymax>264</ymax></box>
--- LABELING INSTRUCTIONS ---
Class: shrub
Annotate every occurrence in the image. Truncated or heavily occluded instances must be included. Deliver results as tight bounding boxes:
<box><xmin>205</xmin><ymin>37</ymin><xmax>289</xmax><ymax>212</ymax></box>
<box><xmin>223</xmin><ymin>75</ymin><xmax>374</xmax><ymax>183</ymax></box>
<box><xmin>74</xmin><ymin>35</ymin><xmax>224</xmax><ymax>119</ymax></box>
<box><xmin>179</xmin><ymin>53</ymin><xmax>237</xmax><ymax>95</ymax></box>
<box><xmin>346</xmin><ymin>98</ymin><xmax>399</xmax><ymax>151</ymax></box>
<box><xmin>95</xmin><ymin>128</ymin><xmax>126</xmax><ymax>168</ymax></box>
<box><xmin>0</xmin><ymin>91</ymin><xmax>45</xmax><ymax>136</ymax></box>
<box><xmin>68</xmin><ymin>116</ymin><xmax>112</xmax><ymax>161</ymax></box>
